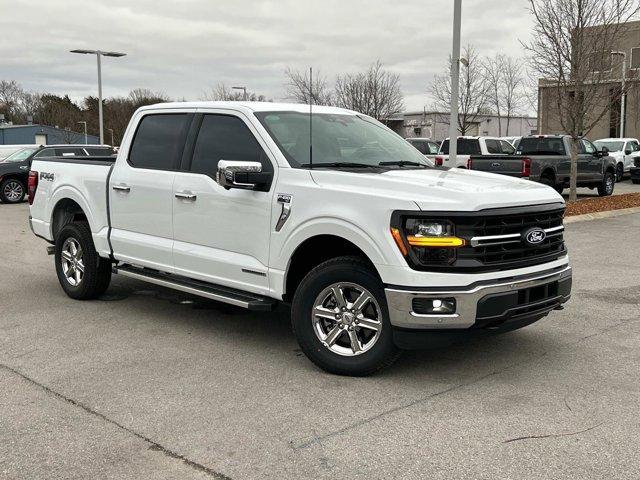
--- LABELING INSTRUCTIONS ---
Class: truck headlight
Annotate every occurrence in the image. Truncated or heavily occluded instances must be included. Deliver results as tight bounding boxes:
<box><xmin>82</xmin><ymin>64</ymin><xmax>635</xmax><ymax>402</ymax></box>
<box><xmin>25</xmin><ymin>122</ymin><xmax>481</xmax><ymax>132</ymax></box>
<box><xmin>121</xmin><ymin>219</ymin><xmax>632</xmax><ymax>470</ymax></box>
<box><xmin>390</xmin><ymin>218</ymin><xmax>465</xmax><ymax>266</ymax></box>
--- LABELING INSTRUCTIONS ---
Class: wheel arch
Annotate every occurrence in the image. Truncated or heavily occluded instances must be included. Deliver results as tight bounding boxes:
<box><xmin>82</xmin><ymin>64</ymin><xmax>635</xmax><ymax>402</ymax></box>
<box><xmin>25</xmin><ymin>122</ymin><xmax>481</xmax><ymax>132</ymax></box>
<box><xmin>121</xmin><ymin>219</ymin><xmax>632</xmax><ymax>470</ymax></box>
<box><xmin>49</xmin><ymin>191</ymin><xmax>93</xmax><ymax>240</ymax></box>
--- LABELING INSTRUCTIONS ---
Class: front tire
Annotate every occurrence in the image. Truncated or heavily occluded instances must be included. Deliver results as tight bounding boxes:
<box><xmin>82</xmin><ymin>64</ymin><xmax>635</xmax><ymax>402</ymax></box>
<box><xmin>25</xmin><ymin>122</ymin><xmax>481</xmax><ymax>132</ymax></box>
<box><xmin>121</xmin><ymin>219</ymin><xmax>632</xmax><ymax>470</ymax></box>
<box><xmin>291</xmin><ymin>256</ymin><xmax>400</xmax><ymax>376</ymax></box>
<box><xmin>597</xmin><ymin>171</ymin><xmax>615</xmax><ymax>197</ymax></box>
<box><xmin>55</xmin><ymin>222</ymin><xmax>112</xmax><ymax>300</ymax></box>
<box><xmin>0</xmin><ymin>178</ymin><xmax>26</xmax><ymax>204</ymax></box>
<box><xmin>616</xmin><ymin>163</ymin><xmax>624</xmax><ymax>182</ymax></box>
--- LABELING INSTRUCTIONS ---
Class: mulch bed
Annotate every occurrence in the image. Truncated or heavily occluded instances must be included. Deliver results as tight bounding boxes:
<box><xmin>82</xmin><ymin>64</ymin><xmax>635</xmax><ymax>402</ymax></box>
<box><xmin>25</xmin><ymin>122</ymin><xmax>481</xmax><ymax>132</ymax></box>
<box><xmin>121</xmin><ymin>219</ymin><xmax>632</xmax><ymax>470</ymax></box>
<box><xmin>565</xmin><ymin>192</ymin><xmax>640</xmax><ymax>216</ymax></box>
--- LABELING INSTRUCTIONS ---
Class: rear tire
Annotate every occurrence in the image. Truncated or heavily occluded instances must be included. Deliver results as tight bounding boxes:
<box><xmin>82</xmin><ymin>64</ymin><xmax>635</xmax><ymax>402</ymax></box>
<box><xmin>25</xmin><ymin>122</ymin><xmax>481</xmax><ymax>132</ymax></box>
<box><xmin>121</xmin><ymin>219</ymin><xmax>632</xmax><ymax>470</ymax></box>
<box><xmin>0</xmin><ymin>178</ymin><xmax>26</xmax><ymax>204</ymax></box>
<box><xmin>597</xmin><ymin>171</ymin><xmax>615</xmax><ymax>197</ymax></box>
<box><xmin>633</xmin><ymin>179</ymin><xmax>640</xmax><ymax>185</ymax></box>
<box><xmin>54</xmin><ymin>222</ymin><xmax>112</xmax><ymax>300</ymax></box>
<box><xmin>291</xmin><ymin>256</ymin><xmax>400</xmax><ymax>376</ymax></box>
<box><xmin>540</xmin><ymin>174</ymin><xmax>563</xmax><ymax>194</ymax></box>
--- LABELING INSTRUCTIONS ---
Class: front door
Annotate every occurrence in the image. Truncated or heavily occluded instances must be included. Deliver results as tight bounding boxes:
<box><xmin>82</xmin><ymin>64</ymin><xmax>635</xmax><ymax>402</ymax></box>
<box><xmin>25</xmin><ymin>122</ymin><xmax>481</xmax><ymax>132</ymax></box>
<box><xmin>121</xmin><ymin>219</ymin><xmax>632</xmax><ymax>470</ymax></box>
<box><xmin>172</xmin><ymin>112</ymin><xmax>275</xmax><ymax>295</ymax></box>
<box><xmin>109</xmin><ymin>112</ymin><xmax>192</xmax><ymax>272</ymax></box>
<box><xmin>580</xmin><ymin>139</ymin><xmax>602</xmax><ymax>181</ymax></box>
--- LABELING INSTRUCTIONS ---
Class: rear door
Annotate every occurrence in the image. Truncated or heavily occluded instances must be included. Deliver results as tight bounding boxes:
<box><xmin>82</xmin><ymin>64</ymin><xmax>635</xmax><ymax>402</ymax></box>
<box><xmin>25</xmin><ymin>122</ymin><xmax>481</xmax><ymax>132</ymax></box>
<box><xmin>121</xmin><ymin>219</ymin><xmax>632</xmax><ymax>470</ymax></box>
<box><xmin>579</xmin><ymin>139</ymin><xmax>601</xmax><ymax>181</ymax></box>
<box><xmin>172</xmin><ymin>111</ymin><xmax>275</xmax><ymax>294</ymax></box>
<box><xmin>109</xmin><ymin>111</ymin><xmax>192</xmax><ymax>272</ymax></box>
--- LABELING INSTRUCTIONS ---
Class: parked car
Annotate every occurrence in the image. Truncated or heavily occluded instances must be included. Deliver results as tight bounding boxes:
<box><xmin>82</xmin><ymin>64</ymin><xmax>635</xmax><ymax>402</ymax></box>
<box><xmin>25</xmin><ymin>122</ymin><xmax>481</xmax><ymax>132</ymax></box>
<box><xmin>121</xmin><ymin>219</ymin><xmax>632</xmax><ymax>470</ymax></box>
<box><xmin>435</xmin><ymin>136</ymin><xmax>516</xmax><ymax>168</ymax></box>
<box><xmin>28</xmin><ymin>102</ymin><xmax>572</xmax><ymax>376</ymax></box>
<box><xmin>0</xmin><ymin>144</ymin><xmax>114</xmax><ymax>203</ymax></box>
<box><xmin>406</xmin><ymin>137</ymin><xmax>440</xmax><ymax>161</ymax></box>
<box><xmin>468</xmin><ymin>135</ymin><xmax>616</xmax><ymax>196</ymax></box>
<box><xmin>594</xmin><ymin>137</ymin><xmax>640</xmax><ymax>182</ymax></box>
<box><xmin>631</xmin><ymin>157</ymin><xmax>640</xmax><ymax>184</ymax></box>
<box><xmin>0</xmin><ymin>144</ymin><xmax>40</xmax><ymax>161</ymax></box>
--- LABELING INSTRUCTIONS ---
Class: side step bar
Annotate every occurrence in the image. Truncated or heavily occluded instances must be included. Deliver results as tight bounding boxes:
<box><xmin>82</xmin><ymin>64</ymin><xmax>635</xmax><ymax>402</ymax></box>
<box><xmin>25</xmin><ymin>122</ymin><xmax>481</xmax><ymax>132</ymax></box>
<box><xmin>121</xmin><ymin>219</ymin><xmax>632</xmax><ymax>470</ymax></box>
<box><xmin>113</xmin><ymin>264</ymin><xmax>277</xmax><ymax>311</ymax></box>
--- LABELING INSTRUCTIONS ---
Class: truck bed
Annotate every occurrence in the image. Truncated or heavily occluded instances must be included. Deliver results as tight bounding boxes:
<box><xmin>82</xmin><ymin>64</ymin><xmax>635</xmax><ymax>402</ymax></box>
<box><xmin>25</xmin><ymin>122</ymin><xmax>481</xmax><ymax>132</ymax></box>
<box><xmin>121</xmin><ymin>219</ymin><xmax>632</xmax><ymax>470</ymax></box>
<box><xmin>469</xmin><ymin>155</ymin><xmax>528</xmax><ymax>178</ymax></box>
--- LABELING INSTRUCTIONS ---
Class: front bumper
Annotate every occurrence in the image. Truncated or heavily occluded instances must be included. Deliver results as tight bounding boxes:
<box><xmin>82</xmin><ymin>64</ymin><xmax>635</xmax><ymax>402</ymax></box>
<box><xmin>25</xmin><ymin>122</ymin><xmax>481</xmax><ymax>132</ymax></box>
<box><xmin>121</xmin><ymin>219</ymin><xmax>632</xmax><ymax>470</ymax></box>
<box><xmin>385</xmin><ymin>264</ymin><xmax>572</xmax><ymax>330</ymax></box>
<box><xmin>630</xmin><ymin>167</ymin><xmax>640</xmax><ymax>181</ymax></box>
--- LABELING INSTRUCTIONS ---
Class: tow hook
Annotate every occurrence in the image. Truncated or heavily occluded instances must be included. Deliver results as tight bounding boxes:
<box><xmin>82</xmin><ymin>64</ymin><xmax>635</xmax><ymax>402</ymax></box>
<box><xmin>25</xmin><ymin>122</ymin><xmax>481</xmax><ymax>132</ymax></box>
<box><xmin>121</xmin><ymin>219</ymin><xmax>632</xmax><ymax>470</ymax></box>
<box><xmin>554</xmin><ymin>304</ymin><xmax>564</xmax><ymax>311</ymax></box>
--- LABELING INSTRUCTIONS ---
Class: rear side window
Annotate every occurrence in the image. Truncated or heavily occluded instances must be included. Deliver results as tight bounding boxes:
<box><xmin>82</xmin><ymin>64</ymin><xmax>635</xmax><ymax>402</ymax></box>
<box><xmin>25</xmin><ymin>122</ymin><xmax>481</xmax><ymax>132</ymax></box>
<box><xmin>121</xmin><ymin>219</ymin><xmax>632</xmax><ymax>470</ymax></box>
<box><xmin>517</xmin><ymin>138</ymin><xmax>566</xmax><ymax>155</ymax></box>
<box><xmin>440</xmin><ymin>139</ymin><xmax>482</xmax><ymax>155</ymax></box>
<box><xmin>189</xmin><ymin>114</ymin><xmax>271</xmax><ymax>177</ymax></box>
<box><xmin>129</xmin><ymin>114</ymin><xmax>189</xmax><ymax>170</ymax></box>
<box><xmin>485</xmin><ymin>139</ymin><xmax>501</xmax><ymax>154</ymax></box>
<box><xmin>57</xmin><ymin>147</ymin><xmax>86</xmax><ymax>156</ymax></box>
<box><xmin>408</xmin><ymin>140</ymin><xmax>428</xmax><ymax>155</ymax></box>
<box><xmin>34</xmin><ymin>148</ymin><xmax>59</xmax><ymax>158</ymax></box>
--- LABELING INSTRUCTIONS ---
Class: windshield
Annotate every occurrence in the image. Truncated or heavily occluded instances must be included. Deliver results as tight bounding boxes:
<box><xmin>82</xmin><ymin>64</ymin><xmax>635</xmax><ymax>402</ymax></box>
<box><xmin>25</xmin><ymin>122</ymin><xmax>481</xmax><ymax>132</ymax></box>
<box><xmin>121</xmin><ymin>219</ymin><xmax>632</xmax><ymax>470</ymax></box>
<box><xmin>255</xmin><ymin>111</ymin><xmax>433</xmax><ymax>169</ymax></box>
<box><xmin>3</xmin><ymin>147</ymin><xmax>39</xmax><ymax>162</ymax></box>
<box><xmin>594</xmin><ymin>141</ymin><xmax>625</xmax><ymax>152</ymax></box>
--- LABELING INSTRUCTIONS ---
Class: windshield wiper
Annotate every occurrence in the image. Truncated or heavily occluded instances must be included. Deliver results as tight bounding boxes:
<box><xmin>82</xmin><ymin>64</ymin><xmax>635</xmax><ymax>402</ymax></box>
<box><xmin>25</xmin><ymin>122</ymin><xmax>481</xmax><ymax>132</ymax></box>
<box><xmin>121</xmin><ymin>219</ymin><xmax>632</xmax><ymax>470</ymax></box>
<box><xmin>378</xmin><ymin>160</ymin><xmax>428</xmax><ymax>168</ymax></box>
<box><xmin>301</xmin><ymin>162</ymin><xmax>376</xmax><ymax>169</ymax></box>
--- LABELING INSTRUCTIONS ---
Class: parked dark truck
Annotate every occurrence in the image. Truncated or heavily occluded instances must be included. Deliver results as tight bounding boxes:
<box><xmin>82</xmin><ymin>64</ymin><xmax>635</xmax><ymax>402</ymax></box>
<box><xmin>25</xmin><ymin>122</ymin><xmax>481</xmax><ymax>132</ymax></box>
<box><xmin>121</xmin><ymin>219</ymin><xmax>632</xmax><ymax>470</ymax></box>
<box><xmin>468</xmin><ymin>135</ymin><xmax>616</xmax><ymax>196</ymax></box>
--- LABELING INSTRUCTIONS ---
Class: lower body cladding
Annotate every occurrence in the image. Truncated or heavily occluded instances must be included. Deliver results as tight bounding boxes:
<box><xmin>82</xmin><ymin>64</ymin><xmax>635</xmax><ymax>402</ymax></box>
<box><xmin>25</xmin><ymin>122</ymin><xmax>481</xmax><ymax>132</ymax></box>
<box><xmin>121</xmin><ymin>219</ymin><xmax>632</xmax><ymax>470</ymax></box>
<box><xmin>385</xmin><ymin>265</ymin><xmax>572</xmax><ymax>349</ymax></box>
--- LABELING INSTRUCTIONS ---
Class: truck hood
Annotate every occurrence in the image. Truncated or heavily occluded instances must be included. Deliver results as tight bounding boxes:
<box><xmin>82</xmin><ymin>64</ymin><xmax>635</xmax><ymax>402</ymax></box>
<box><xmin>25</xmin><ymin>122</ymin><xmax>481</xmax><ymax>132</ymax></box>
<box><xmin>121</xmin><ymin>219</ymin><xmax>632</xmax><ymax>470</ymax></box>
<box><xmin>309</xmin><ymin>167</ymin><xmax>563</xmax><ymax>211</ymax></box>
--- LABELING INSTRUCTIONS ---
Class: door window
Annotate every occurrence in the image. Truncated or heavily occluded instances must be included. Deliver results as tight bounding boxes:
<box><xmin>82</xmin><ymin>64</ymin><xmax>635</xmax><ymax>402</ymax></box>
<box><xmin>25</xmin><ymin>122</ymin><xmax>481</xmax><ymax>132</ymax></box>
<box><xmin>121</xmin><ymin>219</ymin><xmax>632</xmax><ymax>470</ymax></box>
<box><xmin>485</xmin><ymin>139</ymin><xmax>501</xmax><ymax>154</ymax></box>
<box><xmin>581</xmin><ymin>139</ymin><xmax>596</xmax><ymax>154</ymax></box>
<box><xmin>499</xmin><ymin>140</ymin><xmax>515</xmax><ymax>154</ymax></box>
<box><xmin>190</xmin><ymin>114</ymin><xmax>271</xmax><ymax>177</ymax></box>
<box><xmin>128</xmin><ymin>114</ymin><xmax>190</xmax><ymax>170</ymax></box>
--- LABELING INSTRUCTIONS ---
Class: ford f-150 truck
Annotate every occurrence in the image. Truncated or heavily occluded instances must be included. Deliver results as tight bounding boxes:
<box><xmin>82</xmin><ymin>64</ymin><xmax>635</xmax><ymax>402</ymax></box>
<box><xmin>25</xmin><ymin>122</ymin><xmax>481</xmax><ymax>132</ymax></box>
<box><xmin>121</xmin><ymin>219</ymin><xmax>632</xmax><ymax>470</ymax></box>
<box><xmin>434</xmin><ymin>136</ymin><xmax>516</xmax><ymax>168</ymax></box>
<box><xmin>468</xmin><ymin>135</ymin><xmax>616</xmax><ymax>196</ymax></box>
<box><xmin>28</xmin><ymin>102</ymin><xmax>572</xmax><ymax>376</ymax></box>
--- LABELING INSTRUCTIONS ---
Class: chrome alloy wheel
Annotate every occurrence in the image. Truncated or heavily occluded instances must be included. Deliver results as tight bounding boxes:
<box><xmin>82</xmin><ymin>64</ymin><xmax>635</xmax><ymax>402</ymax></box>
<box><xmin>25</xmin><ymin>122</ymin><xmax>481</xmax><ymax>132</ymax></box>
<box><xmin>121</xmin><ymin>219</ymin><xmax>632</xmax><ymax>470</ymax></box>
<box><xmin>312</xmin><ymin>282</ymin><xmax>383</xmax><ymax>356</ymax></box>
<box><xmin>606</xmin><ymin>174</ymin><xmax>614</xmax><ymax>194</ymax></box>
<box><xmin>3</xmin><ymin>180</ymin><xmax>23</xmax><ymax>202</ymax></box>
<box><xmin>61</xmin><ymin>237</ymin><xmax>85</xmax><ymax>286</ymax></box>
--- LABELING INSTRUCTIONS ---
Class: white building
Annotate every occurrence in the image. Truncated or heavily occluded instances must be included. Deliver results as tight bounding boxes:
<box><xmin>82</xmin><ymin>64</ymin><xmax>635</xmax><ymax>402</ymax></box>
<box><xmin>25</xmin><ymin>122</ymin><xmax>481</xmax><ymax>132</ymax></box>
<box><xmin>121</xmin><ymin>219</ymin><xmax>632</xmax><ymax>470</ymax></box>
<box><xmin>388</xmin><ymin>111</ymin><xmax>538</xmax><ymax>141</ymax></box>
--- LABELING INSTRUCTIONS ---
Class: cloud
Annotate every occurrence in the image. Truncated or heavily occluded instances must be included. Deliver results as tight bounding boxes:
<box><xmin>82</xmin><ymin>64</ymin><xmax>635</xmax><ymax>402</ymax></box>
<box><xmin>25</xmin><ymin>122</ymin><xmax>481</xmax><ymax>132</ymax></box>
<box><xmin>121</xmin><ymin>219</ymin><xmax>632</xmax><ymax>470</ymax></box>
<box><xmin>0</xmin><ymin>0</ymin><xmax>533</xmax><ymax>110</ymax></box>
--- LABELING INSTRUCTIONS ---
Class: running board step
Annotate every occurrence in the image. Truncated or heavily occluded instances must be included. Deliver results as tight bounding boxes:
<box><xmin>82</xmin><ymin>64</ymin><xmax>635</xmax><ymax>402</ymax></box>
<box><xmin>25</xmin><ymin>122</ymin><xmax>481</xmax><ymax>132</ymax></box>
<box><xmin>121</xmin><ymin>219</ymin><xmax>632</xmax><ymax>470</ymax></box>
<box><xmin>113</xmin><ymin>264</ymin><xmax>277</xmax><ymax>311</ymax></box>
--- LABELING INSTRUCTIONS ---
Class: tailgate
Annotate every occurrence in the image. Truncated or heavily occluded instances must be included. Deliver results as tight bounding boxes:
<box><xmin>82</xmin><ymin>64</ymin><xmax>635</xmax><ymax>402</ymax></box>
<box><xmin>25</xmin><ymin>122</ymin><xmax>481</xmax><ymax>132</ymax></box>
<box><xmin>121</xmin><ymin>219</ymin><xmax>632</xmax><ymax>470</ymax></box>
<box><xmin>469</xmin><ymin>155</ymin><xmax>524</xmax><ymax>177</ymax></box>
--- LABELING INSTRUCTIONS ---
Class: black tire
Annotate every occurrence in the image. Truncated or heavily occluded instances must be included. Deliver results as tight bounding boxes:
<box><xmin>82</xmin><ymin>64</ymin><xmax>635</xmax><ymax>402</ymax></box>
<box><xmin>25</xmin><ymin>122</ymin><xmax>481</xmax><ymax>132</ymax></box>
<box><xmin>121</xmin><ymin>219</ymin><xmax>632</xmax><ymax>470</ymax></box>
<box><xmin>54</xmin><ymin>222</ymin><xmax>112</xmax><ymax>300</ymax></box>
<box><xmin>291</xmin><ymin>256</ymin><xmax>400</xmax><ymax>376</ymax></box>
<box><xmin>616</xmin><ymin>163</ymin><xmax>624</xmax><ymax>182</ymax></box>
<box><xmin>597</xmin><ymin>171</ymin><xmax>615</xmax><ymax>197</ymax></box>
<box><xmin>633</xmin><ymin>179</ymin><xmax>640</xmax><ymax>185</ymax></box>
<box><xmin>0</xmin><ymin>178</ymin><xmax>26</xmax><ymax>204</ymax></box>
<box><xmin>540</xmin><ymin>174</ymin><xmax>563</xmax><ymax>194</ymax></box>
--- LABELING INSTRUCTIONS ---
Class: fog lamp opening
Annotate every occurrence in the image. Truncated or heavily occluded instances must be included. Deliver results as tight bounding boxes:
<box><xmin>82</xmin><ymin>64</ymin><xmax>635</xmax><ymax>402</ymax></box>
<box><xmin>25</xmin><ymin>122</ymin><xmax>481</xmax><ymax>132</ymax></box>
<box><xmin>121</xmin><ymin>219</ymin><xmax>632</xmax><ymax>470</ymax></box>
<box><xmin>415</xmin><ymin>297</ymin><xmax>457</xmax><ymax>315</ymax></box>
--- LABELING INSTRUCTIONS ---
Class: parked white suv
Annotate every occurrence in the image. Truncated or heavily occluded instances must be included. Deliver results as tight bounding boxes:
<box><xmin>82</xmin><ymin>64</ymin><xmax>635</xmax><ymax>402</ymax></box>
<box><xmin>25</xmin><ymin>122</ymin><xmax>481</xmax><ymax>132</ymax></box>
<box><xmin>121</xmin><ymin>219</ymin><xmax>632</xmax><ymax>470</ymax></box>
<box><xmin>28</xmin><ymin>102</ymin><xmax>572</xmax><ymax>375</ymax></box>
<box><xmin>594</xmin><ymin>138</ymin><xmax>640</xmax><ymax>182</ymax></box>
<box><xmin>435</xmin><ymin>136</ymin><xmax>516</xmax><ymax>168</ymax></box>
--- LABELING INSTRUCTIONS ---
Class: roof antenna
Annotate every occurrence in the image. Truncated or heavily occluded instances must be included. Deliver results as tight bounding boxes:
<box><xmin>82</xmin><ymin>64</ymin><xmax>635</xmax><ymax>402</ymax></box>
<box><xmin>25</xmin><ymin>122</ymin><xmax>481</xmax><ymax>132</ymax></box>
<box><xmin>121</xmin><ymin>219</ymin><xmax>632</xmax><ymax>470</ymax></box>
<box><xmin>309</xmin><ymin>66</ymin><xmax>313</xmax><ymax>169</ymax></box>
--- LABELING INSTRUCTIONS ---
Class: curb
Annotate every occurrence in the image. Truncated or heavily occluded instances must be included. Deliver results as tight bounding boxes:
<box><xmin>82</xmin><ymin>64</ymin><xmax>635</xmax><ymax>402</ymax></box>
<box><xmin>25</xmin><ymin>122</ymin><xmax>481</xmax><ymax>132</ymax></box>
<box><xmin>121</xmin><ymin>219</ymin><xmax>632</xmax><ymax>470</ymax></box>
<box><xmin>565</xmin><ymin>206</ymin><xmax>640</xmax><ymax>224</ymax></box>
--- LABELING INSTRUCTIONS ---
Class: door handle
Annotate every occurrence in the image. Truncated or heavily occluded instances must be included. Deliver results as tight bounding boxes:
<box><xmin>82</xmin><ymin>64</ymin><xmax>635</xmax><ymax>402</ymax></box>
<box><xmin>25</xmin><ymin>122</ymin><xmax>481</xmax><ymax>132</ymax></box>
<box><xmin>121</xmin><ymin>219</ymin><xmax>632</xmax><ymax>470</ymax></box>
<box><xmin>112</xmin><ymin>184</ymin><xmax>131</xmax><ymax>193</ymax></box>
<box><xmin>19</xmin><ymin>165</ymin><xmax>29</xmax><ymax>170</ymax></box>
<box><xmin>175</xmin><ymin>191</ymin><xmax>197</xmax><ymax>201</ymax></box>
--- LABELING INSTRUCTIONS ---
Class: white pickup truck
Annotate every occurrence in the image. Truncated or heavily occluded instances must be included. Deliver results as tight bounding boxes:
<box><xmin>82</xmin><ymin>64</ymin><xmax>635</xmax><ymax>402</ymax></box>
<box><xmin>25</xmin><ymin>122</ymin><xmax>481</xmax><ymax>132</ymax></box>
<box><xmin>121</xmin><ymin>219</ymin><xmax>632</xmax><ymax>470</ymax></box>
<box><xmin>435</xmin><ymin>136</ymin><xmax>516</xmax><ymax>168</ymax></box>
<box><xmin>28</xmin><ymin>102</ymin><xmax>572</xmax><ymax>376</ymax></box>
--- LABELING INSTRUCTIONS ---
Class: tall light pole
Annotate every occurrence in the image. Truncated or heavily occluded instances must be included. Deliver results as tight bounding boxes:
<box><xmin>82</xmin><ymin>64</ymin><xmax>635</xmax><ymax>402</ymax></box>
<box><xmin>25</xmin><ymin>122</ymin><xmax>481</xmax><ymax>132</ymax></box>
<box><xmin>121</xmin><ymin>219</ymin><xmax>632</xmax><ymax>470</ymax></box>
<box><xmin>77</xmin><ymin>121</ymin><xmax>87</xmax><ymax>144</ymax></box>
<box><xmin>448</xmin><ymin>0</ymin><xmax>463</xmax><ymax>165</ymax></box>
<box><xmin>611</xmin><ymin>51</ymin><xmax>627</xmax><ymax>138</ymax></box>
<box><xmin>70</xmin><ymin>49</ymin><xmax>126</xmax><ymax>144</ymax></box>
<box><xmin>232</xmin><ymin>86</ymin><xmax>248</xmax><ymax>101</ymax></box>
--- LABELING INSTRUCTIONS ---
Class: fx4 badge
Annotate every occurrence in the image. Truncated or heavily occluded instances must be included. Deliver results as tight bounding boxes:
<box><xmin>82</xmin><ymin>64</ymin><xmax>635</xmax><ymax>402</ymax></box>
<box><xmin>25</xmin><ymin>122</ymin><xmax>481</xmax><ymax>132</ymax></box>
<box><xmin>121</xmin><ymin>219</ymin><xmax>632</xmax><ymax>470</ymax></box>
<box><xmin>40</xmin><ymin>172</ymin><xmax>55</xmax><ymax>181</ymax></box>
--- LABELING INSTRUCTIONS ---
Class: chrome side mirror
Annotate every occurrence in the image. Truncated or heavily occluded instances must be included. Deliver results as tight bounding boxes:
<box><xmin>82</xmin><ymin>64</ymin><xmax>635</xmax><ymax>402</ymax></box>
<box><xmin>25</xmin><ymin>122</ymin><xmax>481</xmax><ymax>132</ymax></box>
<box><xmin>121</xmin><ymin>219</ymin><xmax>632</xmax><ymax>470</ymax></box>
<box><xmin>216</xmin><ymin>160</ymin><xmax>263</xmax><ymax>190</ymax></box>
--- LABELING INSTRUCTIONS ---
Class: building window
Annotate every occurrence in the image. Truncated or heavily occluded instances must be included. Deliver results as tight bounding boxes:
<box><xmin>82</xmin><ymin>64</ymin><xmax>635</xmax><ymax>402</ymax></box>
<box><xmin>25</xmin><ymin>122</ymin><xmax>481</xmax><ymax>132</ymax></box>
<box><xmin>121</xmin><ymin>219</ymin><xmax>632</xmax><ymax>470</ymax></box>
<box><xmin>413</xmin><ymin>127</ymin><xmax>422</xmax><ymax>136</ymax></box>
<box><xmin>631</xmin><ymin>47</ymin><xmax>640</xmax><ymax>69</ymax></box>
<box><xmin>609</xmin><ymin>87</ymin><xmax>622</xmax><ymax>137</ymax></box>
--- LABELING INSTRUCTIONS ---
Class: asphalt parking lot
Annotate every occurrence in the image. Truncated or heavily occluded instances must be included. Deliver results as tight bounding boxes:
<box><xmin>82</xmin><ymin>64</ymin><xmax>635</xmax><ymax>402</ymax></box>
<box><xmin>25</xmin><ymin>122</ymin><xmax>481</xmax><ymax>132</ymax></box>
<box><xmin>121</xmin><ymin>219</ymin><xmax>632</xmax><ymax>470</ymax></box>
<box><xmin>1</xmin><ymin>202</ymin><xmax>639</xmax><ymax>480</ymax></box>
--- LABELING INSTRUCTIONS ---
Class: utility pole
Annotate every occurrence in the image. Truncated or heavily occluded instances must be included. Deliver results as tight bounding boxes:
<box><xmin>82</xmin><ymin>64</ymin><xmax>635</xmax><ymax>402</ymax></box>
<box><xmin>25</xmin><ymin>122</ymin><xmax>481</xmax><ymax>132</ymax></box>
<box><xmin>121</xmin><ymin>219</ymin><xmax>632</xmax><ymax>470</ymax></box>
<box><xmin>448</xmin><ymin>0</ymin><xmax>462</xmax><ymax>165</ymax></box>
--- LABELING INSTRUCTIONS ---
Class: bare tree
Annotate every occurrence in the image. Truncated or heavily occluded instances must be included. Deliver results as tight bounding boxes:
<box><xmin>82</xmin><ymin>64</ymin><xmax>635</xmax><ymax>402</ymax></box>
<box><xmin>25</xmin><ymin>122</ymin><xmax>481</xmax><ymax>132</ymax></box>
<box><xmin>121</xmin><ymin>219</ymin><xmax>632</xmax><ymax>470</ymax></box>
<box><xmin>524</xmin><ymin>0</ymin><xmax>640</xmax><ymax>201</ymax></box>
<box><xmin>334</xmin><ymin>61</ymin><xmax>404</xmax><ymax>122</ymax></box>
<box><xmin>430</xmin><ymin>45</ymin><xmax>488</xmax><ymax>135</ymax></box>
<box><xmin>284</xmin><ymin>68</ymin><xmax>333</xmax><ymax>105</ymax></box>
<box><xmin>0</xmin><ymin>80</ymin><xmax>24</xmax><ymax>122</ymax></box>
<box><xmin>483</xmin><ymin>54</ymin><xmax>505</xmax><ymax>136</ymax></box>
<box><xmin>201</xmin><ymin>83</ymin><xmax>268</xmax><ymax>102</ymax></box>
<box><xmin>502</xmin><ymin>56</ymin><xmax>527</xmax><ymax>135</ymax></box>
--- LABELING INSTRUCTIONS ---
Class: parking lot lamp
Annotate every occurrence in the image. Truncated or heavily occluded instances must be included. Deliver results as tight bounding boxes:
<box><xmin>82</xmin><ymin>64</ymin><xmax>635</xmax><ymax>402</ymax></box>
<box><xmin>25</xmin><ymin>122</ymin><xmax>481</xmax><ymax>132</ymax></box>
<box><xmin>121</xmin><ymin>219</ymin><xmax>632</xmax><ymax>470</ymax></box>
<box><xmin>232</xmin><ymin>86</ymin><xmax>248</xmax><ymax>101</ymax></box>
<box><xmin>70</xmin><ymin>49</ymin><xmax>126</xmax><ymax>144</ymax></box>
<box><xmin>611</xmin><ymin>51</ymin><xmax>627</xmax><ymax>138</ymax></box>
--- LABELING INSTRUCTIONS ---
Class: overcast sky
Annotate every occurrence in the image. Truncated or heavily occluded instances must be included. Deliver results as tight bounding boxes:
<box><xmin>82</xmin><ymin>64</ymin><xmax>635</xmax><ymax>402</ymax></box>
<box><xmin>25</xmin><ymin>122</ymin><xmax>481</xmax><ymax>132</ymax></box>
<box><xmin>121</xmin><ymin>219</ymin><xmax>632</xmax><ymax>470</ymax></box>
<box><xmin>0</xmin><ymin>0</ymin><xmax>534</xmax><ymax>111</ymax></box>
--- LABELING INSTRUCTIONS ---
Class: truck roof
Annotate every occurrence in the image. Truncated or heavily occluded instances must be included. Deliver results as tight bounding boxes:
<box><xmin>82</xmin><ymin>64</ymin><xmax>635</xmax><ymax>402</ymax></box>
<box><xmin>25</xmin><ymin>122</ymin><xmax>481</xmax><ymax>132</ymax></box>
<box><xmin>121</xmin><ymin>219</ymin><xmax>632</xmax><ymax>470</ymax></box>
<box><xmin>138</xmin><ymin>101</ymin><xmax>359</xmax><ymax>116</ymax></box>
<box><xmin>595</xmin><ymin>137</ymin><xmax>639</xmax><ymax>142</ymax></box>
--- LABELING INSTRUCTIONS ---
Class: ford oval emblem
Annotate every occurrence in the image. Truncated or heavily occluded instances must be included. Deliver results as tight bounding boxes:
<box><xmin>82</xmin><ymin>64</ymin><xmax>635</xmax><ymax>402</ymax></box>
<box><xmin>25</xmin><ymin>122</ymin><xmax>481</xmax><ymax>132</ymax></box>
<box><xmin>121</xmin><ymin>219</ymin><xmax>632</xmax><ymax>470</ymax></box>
<box><xmin>491</xmin><ymin>162</ymin><xmax>502</xmax><ymax>168</ymax></box>
<box><xmin>522</xmin><ymin>227</ymin><xmax>546</xmax><ymax>246</ymax></box>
